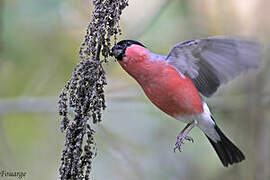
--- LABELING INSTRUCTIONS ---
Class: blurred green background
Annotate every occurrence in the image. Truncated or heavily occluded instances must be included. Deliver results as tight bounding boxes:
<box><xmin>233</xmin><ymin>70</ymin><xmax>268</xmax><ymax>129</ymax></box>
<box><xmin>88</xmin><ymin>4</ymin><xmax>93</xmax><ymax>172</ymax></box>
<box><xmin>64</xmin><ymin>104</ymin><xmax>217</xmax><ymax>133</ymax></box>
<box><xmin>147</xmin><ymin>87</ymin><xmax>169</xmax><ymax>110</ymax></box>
<box><xmin>0</xmin><ymin>0</ymin><xmax>269</xmax><ymax>179</ymax></box>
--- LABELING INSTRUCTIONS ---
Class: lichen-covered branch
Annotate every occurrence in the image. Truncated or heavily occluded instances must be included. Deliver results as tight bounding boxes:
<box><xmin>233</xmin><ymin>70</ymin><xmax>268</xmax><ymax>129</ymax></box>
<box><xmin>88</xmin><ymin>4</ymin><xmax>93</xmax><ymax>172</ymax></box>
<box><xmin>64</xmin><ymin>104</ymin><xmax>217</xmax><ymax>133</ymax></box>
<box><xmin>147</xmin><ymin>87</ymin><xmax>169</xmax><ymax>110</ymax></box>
<box><xmin>58</xmin><ymin>0</ymin><xmax>129</xmax><ymax>179</ymax></box>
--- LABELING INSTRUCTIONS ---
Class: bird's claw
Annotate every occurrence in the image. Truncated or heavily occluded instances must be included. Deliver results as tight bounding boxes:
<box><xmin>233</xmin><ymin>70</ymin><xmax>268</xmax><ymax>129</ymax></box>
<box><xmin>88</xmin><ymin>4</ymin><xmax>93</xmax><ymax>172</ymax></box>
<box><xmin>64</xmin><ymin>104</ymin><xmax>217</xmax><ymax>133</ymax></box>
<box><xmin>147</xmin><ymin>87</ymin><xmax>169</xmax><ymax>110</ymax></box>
<box><xmin>184</xmin><ymin>136</ymin><xmax>194</xmax><ymax>143</ymax></box>
<box><xmin>173</xmin><ymin>135</ymin><xmax>194</xmax><ymax>152</ymax></box>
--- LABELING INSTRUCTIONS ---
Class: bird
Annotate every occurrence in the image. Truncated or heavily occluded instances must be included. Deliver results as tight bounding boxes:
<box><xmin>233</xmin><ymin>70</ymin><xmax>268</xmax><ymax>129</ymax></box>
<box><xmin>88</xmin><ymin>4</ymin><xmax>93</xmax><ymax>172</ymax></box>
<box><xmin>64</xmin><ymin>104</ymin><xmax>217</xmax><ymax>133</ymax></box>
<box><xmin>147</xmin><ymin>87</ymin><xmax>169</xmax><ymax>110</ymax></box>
<box><xmin>110</xmin><ymin>37</ymin><xmax>261</xmax><ymax>167</ymax></box>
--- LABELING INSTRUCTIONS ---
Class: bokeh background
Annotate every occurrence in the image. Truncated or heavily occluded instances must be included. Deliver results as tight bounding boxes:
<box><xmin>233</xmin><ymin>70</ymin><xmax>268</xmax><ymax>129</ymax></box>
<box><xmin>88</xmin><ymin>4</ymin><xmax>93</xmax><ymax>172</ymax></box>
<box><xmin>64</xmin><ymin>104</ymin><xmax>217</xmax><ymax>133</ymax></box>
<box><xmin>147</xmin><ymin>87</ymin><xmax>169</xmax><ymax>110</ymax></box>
<box><xmin>0</xmin><ymin>0</ymin><xmax>269</xmax><ymax>179</ymax></box>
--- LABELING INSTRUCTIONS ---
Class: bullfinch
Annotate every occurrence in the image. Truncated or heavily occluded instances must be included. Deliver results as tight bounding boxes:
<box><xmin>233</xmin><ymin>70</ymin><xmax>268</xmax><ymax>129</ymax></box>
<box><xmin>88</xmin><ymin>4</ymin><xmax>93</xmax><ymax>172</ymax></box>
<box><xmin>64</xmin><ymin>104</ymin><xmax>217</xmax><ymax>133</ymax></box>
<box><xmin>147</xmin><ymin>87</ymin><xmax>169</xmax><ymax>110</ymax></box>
<box><xmin>110</xmin><ymin>37</ymin><xmax>261</xmax><ymax>167</ymax></box>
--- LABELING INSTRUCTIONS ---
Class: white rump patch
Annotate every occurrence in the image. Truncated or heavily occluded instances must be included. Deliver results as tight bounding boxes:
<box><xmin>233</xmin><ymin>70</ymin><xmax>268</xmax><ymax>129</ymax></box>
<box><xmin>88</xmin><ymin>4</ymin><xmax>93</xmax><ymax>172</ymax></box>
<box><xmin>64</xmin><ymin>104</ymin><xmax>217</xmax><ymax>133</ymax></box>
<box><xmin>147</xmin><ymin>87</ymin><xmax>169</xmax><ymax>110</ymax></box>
<box><xmin>176</xmin><ymin>102</ymin><xmax>220</xmax><ymax>142</ymax></box>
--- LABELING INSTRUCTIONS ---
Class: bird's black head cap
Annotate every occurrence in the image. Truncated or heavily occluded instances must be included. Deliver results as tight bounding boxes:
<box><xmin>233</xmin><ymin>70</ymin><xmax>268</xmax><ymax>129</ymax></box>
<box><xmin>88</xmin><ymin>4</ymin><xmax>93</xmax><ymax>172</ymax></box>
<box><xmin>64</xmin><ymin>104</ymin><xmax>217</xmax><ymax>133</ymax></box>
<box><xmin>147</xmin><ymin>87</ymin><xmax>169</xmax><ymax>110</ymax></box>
<box><xmin>110</xmin><ymin>40</ymin><xmax>145</xmax><ymax>61</ymax></box>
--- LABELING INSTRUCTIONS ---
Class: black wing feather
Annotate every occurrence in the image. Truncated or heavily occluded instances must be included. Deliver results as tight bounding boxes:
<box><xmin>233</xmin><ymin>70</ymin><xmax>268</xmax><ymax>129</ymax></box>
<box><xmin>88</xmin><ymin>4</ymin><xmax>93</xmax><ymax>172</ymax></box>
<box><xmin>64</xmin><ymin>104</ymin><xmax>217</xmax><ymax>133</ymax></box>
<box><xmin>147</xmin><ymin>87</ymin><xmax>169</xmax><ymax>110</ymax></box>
<box><xmin>167</xmin><ymin>37</ymin><xmax>261</xmax><ymax>97</ymax></box>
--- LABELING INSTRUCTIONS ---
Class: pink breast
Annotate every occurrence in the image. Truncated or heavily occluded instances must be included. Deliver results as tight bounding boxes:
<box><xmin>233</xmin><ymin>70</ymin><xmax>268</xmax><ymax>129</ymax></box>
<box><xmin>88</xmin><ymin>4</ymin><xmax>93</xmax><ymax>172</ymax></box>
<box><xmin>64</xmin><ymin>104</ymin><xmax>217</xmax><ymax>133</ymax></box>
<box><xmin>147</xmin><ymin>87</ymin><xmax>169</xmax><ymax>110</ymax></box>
<box><xmin>119</xmin><ymin>45</ymin><xmax>203</xmax><ymax>117</ymax></box>
<box><xmin>122</xmin><ymin>59</ymin><xmax>203</xmax><ymax>117</ymax></box>
<box><xmin>141</xmin><ymin>64</ymin><xmax>203</xmax><ymax>117</ymax></box>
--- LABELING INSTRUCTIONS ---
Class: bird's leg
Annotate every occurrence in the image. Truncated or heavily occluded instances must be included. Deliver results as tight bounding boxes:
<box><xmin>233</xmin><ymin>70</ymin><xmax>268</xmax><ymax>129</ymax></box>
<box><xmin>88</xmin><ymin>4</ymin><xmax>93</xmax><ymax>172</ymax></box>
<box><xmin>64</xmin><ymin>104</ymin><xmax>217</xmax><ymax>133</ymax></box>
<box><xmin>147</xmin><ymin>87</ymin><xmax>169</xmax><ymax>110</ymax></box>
<box><xmin>174</xmin><ymin>120</ymin><xmax>196</xmax><ymax>152</ymax></box>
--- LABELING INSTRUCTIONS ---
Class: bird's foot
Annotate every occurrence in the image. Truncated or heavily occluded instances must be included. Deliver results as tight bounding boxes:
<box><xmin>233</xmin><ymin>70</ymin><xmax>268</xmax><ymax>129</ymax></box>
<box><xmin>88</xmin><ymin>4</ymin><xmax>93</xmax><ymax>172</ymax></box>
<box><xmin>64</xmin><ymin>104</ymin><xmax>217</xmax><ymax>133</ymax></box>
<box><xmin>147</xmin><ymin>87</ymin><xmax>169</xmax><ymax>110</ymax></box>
<box><xmin>174</xmin><ymin>134</ymin><xmax>194</xmax><ymax>152</ymax></box>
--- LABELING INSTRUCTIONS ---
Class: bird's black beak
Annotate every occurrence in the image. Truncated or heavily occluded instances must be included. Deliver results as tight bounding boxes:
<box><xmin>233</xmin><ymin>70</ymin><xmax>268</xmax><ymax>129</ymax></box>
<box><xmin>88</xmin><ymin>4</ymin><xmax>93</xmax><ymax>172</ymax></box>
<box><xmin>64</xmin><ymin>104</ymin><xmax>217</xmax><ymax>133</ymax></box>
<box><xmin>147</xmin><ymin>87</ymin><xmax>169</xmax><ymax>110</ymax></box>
<box><xmin>110</xmin><ymin>44</ymin><xmax>124</xmax><ymax>61</ymax></box>
<box><xmin>110</xmin><ymin>40</ymin><xmax>145</xmax><ymax>61</ymax></box>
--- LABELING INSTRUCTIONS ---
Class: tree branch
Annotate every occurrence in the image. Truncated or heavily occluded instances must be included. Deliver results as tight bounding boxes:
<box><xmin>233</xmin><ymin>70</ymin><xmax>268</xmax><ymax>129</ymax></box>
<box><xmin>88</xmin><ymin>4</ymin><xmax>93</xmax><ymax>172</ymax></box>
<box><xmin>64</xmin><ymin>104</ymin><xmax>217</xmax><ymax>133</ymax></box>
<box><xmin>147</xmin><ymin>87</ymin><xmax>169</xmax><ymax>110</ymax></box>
<box><xmin>0</xmin><ymin>92</ymin><xmax>269</xmax><ymax>115</ymax></box>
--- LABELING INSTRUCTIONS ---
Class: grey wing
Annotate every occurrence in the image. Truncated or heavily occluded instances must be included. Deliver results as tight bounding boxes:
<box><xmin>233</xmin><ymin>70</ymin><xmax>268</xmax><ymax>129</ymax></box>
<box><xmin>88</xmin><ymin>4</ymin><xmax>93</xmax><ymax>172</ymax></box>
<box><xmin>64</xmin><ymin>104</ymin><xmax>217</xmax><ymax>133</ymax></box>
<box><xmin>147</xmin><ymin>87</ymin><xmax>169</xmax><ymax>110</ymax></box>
<box><xmin>166</xmin><ymin>37</ymin><xmax>261</xmax><ymax>97</ymax></box>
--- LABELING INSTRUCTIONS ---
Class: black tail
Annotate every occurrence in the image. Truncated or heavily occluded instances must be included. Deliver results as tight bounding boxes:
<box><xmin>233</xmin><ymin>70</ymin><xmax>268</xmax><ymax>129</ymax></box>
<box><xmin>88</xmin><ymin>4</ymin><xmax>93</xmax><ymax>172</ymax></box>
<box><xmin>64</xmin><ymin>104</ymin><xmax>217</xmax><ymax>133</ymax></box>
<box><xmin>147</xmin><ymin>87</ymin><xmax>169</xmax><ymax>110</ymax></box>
<box><xmin>205</xmin><ymin>125</ymin><xmax>245</xmax><ymax>167</ymax></box>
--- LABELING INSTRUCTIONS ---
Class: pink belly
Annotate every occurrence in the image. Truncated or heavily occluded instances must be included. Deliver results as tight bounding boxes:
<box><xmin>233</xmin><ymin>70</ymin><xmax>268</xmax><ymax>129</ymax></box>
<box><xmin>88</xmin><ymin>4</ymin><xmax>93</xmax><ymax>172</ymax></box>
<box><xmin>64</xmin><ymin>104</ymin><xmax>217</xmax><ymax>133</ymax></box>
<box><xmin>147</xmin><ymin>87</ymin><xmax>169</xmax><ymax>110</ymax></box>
<box><xmin>120</xmin><ymin>56</ymin><xmax>203</xmax><ymax>117</ymax></box>
<box><xmin>138</xmin><ymin>67</ymin><xmax>203</xmax><ymax>117</ymax></box>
